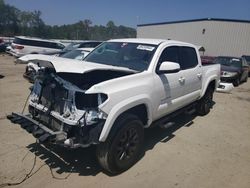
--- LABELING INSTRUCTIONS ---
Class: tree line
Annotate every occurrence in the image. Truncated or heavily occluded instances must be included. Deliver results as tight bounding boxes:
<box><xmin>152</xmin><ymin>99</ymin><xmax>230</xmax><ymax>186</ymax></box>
<box><xmin>0</xmin><ymin>0</ymin><xmax>136</xmax><ymax>40</ymax></box>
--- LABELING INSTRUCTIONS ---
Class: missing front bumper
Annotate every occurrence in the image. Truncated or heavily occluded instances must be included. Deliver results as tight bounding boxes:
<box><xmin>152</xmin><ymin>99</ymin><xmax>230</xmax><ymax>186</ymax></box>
<box><xmin>7</xmin><ymin>112</ymin><xmax>67</xmax><ymax>143</ymax></box>
<box><xmin>7</xmin><ymin>112</ymin><xmax>105</xmax><ymax>148</ymax></box>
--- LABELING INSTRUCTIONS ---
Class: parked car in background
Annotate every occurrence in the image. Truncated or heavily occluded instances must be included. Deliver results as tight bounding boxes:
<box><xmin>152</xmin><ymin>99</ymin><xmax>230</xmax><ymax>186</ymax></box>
<box><xmin>54</xmin><ymin>41</ymin><xmax>102</xmax><ymax>56</ymax></box>
<box><xmin>8</xmin><ymin>36</ymin><xmax>65</xmax><ymax>57</ymax></box>
<box><xmin>78</xmin><ymin>41</ymin><xmax>102</xmax><ymax>48</ymax></box>
<box><xmin>241</xmin><ymin>55</ymin><xmax>250</xmax><ymax>76</ymax></box>
<box><xmin>214</xmin><ymin>56</ymin><xmax>248</xmax><ymax>86</ymax></box>
<box><xmin>22</xmin><ymin>48</ymin><xmax>94</xmax><ymax>82</ymax></box>
<box><xmin>60</xmin><ymin>47</ymin><xmax>94</xmax><ymax>60</ymax></box>
<box><xmin>0</xmin><ymin>42</ymin><xmax>7</xmax><ymax>52</ymax></box>
<box><xmin>0</xmin><ymin>38</ymin><xmax>10</xmax><ymax>52</ymax></box>
<box><xmin>18</xmin><ymin>47</ymin><xmax>94</xmax><ymax>63</ymax></box>
<box><xmin>56</xmin><ymin>42</ymin><xmax>82</xmax><ymax>56</ymax></box>
<box><xmin>0</xmin><ymin>37</ymin><xmax>11</xmax><ymax>53</ymax></box>
<box><xmin>201</xmin><ymin>56</ymin><xmax>216</xmax><ymax>65</ymax></box>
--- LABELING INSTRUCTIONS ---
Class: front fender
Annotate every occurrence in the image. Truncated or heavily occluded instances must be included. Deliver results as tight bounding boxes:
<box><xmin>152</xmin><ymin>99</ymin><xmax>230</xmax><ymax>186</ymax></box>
<box><xmin>98</xmin><ymin>94</ymin><xmax>153</xmax><ymax>142</ymax></box>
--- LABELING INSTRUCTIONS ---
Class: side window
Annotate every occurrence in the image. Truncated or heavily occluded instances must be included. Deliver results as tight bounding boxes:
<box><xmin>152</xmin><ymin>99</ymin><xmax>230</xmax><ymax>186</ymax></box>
<box><xmin>56</xmin><ymin>43</ymin><xmax>65</xmax><ymax>49</ymax></box>
<box><xmin>27</xmin><ymin>40</ymin><xmax>39</xmax><ymax>46</ymax></box>
<box><xmin>37</xmin><ymin>41</ymin><xmax>46</xmax><ymax>47</ymax></box>
<box><xmin>158</xmin><ymin>46</ymin><xmax>179</xmax><ymax>64</ymax></box>
<box><xmin>179</xmin><ymin>47</ymin><xmax>198</xmax><ymax>70</ymax></box>
<box><xmin>242</xmin><ymin>59</ymin><xmax>247</xmax><ymax>67</ymax></box>
<box><xmin>44</xmin><ymin>41</ymin><xmax>53</xmax><ymax>48</ymax></box>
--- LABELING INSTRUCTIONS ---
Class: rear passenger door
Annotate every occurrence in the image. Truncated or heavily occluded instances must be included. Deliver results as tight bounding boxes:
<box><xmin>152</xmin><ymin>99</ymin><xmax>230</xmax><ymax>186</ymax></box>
<box><xmin>178</xmin><ymin>46</ymin><xmax>202</xmax><ymax>104</ymax></box>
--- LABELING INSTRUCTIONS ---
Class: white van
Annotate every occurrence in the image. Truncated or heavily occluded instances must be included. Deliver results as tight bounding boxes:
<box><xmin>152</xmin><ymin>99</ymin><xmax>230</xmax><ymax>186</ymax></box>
<box><xmin>9</xmin><ymin>36</ymin><xmax>65</xmax><ymax>57</ymax></box>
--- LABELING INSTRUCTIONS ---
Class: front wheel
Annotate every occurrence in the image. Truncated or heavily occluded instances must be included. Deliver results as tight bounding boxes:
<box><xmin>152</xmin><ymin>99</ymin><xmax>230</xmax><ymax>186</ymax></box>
<box><xmin>243</xmin><ymin>75</ymin><xmax>248</xmax><ymax>82</ymax></box>
<box><xmin>196</xmin><ymin>87</ymin><xmax>214</xmax><ymax>116</ymax></box>
<box><xmin>233</xmin><ymin>77</ymin><xmax>240</xmax><ymax>87</ymax></box>
<box><xmin>96</xmin><ymin>114</ymin><xmax>144</xmax><ymax>174</ymax></box>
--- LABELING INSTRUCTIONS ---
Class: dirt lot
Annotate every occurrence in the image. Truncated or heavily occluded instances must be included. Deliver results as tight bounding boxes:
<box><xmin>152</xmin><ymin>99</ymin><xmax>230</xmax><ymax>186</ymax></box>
<box><xmin>0</xmin><ymin>54</ymin><xmax>250</xmax><ymax>188</ymax></box>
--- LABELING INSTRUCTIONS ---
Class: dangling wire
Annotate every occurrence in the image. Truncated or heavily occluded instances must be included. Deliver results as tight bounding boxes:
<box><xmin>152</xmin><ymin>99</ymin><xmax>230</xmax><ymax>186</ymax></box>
<box><xmin>21</xmin><ymin>91</ymin><xmax>32</xmax><ymax>114</ymax></box>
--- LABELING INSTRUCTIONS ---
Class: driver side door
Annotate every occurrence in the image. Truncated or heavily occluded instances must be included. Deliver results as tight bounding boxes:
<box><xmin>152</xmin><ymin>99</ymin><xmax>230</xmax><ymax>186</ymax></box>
<box><xmin>153</xmin><ymin>46</ymin><xmax>186</xmax><ymax>120</ymax></box>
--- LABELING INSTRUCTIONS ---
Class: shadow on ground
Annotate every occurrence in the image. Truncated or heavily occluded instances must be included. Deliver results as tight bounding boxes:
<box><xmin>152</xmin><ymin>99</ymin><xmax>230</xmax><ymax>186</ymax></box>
<box><xmin>144</xmin><ymin>113</ymin><xmax>196</xmax><ymax>151</ymax></box>
<box><xmin>26</xmin><ymin>110</ymin><xmax>206</xmax><ymax>176</ymax></box>
<box><xmin>27</xmin><ymin>143</ymin><xmax>100</xmax><ymax>176</ymax></box>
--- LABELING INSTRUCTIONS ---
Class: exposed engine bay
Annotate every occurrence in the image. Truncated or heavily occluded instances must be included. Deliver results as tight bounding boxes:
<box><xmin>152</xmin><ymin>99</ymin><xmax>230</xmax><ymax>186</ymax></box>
<box><xmin>24</xmin><ymin>64</ymin><xmax>134</xmax><ymax>147</ymax></box>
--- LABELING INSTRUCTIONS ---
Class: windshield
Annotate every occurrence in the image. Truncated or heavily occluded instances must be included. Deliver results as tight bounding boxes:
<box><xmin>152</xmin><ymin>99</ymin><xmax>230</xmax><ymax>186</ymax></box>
<box><xmin>242</xmin><ymin>56</ymin><xmax>250</xmax><ymax>64</ymax></box>
<box><xmin>61</xmin><ymin>49</ymin><xmax>86</xmax><ymax>60</ymax></box>
<box><xmin>84</xmin><ymin>42</ymin><xmax>158</xmax><ymax>71</ymax></box>
<box><xmin>63</xmin><ymin>43</ymin><xmax>80</xmax><ymax>52</ymax></box>
<box><xmin>214</xmin><ymin>57</ymin><xmax>242</xmax><ymax>68</ymax></box>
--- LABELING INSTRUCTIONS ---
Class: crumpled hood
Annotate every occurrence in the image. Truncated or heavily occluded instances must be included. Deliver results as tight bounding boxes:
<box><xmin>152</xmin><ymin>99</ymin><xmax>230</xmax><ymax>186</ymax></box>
<box><xmin>49</xmin><ymin>60</ymin><xmax>137</xmax><ymax>74</ymax></box>
<box><xmin>18</xmin><ymin>54</ymin><xmax>60</xmax><ymax>63</ymax></box>
<box><xmin>50</xmin><ymin>59</ymin><xmax>137</xmax><ymax>73</ymax></box>
<box><xmin>20</xmin><ymin>54</ymin><xmax>137</xmax><ymax>74</ymax></box>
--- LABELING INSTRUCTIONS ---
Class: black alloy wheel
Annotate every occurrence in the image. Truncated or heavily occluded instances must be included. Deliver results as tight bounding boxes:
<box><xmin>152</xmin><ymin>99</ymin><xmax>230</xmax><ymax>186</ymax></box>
<box><xmin>96</xmin><ymin>114</ymin><xmax>144</xmax><ymax>174</ymax></box>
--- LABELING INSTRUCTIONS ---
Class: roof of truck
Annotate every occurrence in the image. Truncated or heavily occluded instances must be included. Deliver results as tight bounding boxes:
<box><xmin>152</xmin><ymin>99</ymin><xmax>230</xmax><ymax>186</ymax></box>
<box><xmin>109</xmin><ymin>38</ymin><xmax>195</xmax><ymax>47</ymax></box>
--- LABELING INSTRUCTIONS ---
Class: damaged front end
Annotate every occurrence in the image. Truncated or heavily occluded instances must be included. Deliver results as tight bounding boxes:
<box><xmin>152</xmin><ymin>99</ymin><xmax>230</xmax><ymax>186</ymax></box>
<box><xmin>9</xmin><ymin>67</ymin><xmax>108</xmax><ymax>148</ymax></box>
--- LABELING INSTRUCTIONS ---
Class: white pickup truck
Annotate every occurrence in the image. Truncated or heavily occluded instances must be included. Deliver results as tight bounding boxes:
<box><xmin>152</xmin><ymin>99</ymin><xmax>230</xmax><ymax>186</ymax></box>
<box><xmin>8</xmin><ymin>38</ymin><xmax>220</xmax><ymax>174</ymax></box>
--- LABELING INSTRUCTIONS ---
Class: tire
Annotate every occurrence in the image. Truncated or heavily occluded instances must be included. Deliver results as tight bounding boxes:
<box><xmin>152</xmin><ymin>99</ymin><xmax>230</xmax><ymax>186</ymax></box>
<box><xmin>233</xmin><ymin>77</ymin><xmax>240</xmax><ymax>87</ymax></box>
<box><xmin>197</xmin><ymin>87</ymin><xmax>214</xmax><ymax>116</ymax></box>
<box><xmin>244</xmin><ymin>75</ymin><xmax>248</xmax><ymax>82</ymax></box>
<box><xmin>96</xmin><ymin>113</ymin><xmax>144</xmax><ymax>174</ymax></box>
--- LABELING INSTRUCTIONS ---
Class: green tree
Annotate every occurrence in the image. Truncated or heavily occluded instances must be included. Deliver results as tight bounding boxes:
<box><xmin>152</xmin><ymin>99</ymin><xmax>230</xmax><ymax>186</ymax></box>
<box><xmin>0</xmin><ymin>0</ymin><xmax>20</xmax><ymax>36</ymax></box>
<box><xmin>0</xmin><ymin>0</ymin><xmax>136</xmax><ymax>40</ymax></box>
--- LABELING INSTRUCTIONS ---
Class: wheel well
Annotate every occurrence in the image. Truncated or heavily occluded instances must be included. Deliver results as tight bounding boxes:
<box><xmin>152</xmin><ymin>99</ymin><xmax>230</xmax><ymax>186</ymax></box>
<box><xmin>121</xmin><ymin>104</ymin><xmax>148</xmax><ymax>126</ymax></box>
<box><xmin>208</xmin><ymin>80</ymin><xmax>216</xmax><ymax>92</ymax></box>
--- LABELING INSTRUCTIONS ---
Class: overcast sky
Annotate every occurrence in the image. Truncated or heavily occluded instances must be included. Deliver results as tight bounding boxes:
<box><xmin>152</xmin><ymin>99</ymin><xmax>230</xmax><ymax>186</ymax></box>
<box><xmin>5</xmin><ymin>0</ymin><xmax>250</xmax><ymax>28</ymax></box>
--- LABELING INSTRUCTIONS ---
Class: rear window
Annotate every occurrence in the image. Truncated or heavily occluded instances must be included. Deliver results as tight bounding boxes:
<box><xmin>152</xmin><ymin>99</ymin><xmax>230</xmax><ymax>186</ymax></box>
<box><xmin>13</xmin><ymin>37</ymin><xmax>64</xmax><ymax>49</ymax></box>
<box><xmin>179</xmin><ymin>47</ymin><xmax>198</xmax><ymax>69</ymax></box>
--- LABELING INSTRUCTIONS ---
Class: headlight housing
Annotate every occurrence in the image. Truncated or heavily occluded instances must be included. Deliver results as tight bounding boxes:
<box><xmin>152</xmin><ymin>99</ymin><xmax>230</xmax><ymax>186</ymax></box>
<box><xmin>221</xmin><ymin>71</ymin><xmax>237</xmax><ymax>77</ymax></box>
<box><xmin>75</xmin><ymin>92</ymin><xmax>108</xmax><ymax>110</ymax></box>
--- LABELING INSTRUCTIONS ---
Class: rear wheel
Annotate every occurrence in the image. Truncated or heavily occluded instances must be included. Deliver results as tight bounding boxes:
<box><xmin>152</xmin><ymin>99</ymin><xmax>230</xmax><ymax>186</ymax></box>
<box><xmin>197</xmin><ymin>87</ymin><xmax>214</xmax><ymax>116</ymax></box>
<box><xmin>96</xmin><ymin>114</ymin><xmax>144</xmax><ymax>174</ymax></box>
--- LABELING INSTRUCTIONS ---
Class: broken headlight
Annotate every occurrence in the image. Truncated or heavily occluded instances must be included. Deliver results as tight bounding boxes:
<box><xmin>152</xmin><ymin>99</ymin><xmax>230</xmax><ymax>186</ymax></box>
<box><xmin>82</xmin><ymin>110</ymin><xmax>107</xmax><ymax>126</ymax></box>
<box><xmin>75</xmin><ymin>93</ymin><xmax>108</xmax><ymax>126</ymax></box>
<box><xmin>75</xmin><ymin>92</ymin><xmax>107</xmax><ymax>110</ymax></box>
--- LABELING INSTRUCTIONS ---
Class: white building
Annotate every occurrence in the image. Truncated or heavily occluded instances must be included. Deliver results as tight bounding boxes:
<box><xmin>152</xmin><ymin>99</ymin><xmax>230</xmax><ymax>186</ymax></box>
<box><xmin>137</xmin><ymin>18</ymin><xmax>250</xmax><ymax>57</ymax></box>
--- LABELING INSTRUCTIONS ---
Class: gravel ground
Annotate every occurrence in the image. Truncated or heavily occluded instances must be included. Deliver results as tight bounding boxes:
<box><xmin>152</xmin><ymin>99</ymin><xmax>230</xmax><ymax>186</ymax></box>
<box><xmin>0</xmin><ymin>54</ymin><xmax>250</xmax><ymax>188</ymax></box>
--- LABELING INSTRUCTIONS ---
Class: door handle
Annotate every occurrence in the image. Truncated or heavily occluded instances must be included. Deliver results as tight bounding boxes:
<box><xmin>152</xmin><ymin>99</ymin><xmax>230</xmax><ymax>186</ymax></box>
<box><xmin>178</xmin><ymin>77</ymin><xmax>185</xmax><ymax>83</ymax></box>
<box><xmin>197</xmin><ymin>73</ymin><xmax>202</xmax><ymax>79</ymax></box>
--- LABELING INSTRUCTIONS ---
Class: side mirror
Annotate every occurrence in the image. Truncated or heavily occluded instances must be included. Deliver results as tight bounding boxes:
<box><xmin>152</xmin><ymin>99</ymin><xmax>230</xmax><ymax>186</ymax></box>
<box><xmin>157</xmin><ymin>61</ymin><xmax>180</xmax><ymax>74</ymax></box>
